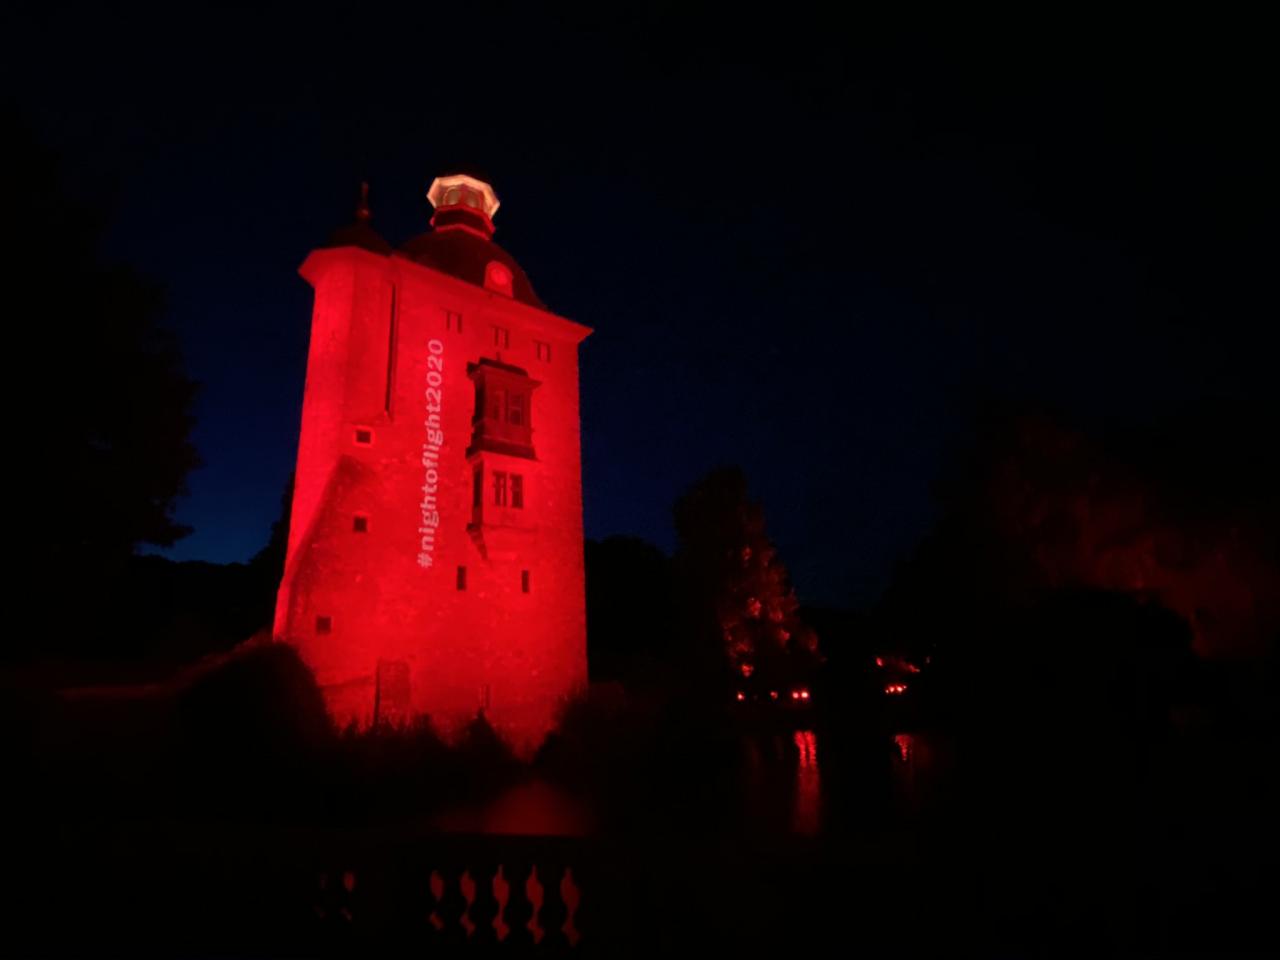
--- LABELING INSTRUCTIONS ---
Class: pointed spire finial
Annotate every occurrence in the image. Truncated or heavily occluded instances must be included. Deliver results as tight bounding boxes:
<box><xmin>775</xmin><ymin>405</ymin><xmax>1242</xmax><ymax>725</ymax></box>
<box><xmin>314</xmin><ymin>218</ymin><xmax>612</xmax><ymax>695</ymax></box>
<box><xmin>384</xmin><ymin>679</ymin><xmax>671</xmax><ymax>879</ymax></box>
<box><xmin>356</xmin><ymin>181</ymin><xmax>371</xmax><ymax>223</ymax></box>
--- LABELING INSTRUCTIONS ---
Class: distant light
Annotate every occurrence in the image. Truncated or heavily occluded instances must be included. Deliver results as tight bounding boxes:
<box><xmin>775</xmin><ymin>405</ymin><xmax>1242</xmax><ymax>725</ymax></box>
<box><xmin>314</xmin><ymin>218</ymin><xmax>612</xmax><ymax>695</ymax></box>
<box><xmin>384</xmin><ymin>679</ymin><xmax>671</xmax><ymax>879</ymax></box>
<box><xmin>736</xmin><ymin>691</ymin><xmax>745</xmax><ymax>702</ymax></box>
<box><xmin>894</xmin><ymin>733</ymin><xmax>911</xmax><ymax>762</ymax></box>
<box><xmin>884</xmin><ymin>683</ymin><xmax>907</xmax><ymax>695</ymax></box>
<box><xmin>875</xmin><ymin>657</ymin><xmax>884</xmax><ymax>668</ymax></box>
<box><xmin>741</xmin><ymin>663</ymin><xmax>754</xmax><ymax>678</ymax></box>
<box><xmin>770</xmin><ymin>690</ymin><xmax>779</xmax><ymax>700</ymax></box>
<box><xmin>904</xmin><ymin>662</ymin><xmax>920</xmax><ymax>674</ymax></box>
<box><xmin>791</xmin><ymin>690</ymin><xmax>800</xmax><ymax>700</ymax></box>
<box><xmin>800</xmin><ymin>689</ymin><xmax>810</xmax><ymax>700</ymax></box>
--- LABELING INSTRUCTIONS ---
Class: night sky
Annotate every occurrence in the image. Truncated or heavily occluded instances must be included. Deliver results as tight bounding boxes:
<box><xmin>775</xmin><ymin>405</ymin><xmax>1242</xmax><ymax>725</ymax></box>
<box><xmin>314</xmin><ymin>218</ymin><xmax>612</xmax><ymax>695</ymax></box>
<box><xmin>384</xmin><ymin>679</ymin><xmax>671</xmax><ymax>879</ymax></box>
<box><xmin>7</xmin><ymin>5</ymin><xmax>1273</xmax><ymax>607</ymax></box>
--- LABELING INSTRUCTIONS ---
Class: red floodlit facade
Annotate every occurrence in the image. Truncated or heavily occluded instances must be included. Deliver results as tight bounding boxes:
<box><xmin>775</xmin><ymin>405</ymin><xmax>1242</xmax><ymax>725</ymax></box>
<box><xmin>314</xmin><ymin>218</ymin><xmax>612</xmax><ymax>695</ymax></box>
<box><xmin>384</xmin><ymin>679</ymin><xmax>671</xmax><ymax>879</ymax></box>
<box><xmin>274</xmin><ymin>174</ymin><xmax>591</xmax><ymax>752</ymax></box>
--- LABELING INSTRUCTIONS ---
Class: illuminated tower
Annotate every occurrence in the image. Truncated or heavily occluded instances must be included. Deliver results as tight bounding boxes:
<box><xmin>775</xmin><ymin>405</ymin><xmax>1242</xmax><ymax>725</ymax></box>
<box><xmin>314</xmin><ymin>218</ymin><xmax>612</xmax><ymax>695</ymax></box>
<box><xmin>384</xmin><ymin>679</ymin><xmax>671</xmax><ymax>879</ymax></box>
<box><xmin>274</xmin><ymin>174</ymin><xmax>591</xmax><ymax>752</ymax></box>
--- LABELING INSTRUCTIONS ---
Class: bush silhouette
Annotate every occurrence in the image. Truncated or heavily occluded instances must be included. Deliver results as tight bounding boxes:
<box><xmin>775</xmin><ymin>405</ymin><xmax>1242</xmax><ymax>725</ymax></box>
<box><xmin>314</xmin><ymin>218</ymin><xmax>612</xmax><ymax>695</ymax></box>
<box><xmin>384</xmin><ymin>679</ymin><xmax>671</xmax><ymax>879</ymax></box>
<box><xmin>174</xmin><ymin>643</ymin><xmax>332</xmax><ymax>811</ymax></box>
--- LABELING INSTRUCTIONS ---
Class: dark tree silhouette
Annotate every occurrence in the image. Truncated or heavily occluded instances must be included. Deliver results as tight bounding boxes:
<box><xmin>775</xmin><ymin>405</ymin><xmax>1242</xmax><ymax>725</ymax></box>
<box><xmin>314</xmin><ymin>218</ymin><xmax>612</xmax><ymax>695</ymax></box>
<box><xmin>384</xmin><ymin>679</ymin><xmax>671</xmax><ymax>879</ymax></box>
<box><xmin>248</xmin><ymin>472</ymin><xmax>293</xmax><ymax>586</ymax></box>
<box><xmin>10</xmin><ymin>110</ymin><xmax>199</xmax><ymax>654</ymax></box>
<box><xmin>584</xmin><ymin>535</ymin><xmax>676</xmax><ymax>687</ymax></box>
<box><xmin>672</xmin><ymin>467</ymin><xmax>818</xmax><ymax>689</ymax></box>
<box><xmin>884</xmin><ymin>401</ymin><xmax>1279</xmax><ymax>660</ymax></box>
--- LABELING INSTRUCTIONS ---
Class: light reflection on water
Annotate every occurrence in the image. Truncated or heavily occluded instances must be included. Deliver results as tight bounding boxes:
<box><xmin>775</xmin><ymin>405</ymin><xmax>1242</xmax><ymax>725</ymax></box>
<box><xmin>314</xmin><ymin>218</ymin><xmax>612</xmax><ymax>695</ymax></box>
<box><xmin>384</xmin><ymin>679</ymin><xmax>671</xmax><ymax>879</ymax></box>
<box><xmin>434</xmin><ymin>780</ymin><xmax>594</xmax><ymax>836</ymax></box>
<box><xmin>436</xmin><ymin>729</ymin><xmax>931</xmax><ymax>839</ymax></box>
<box><xmin>791</xmin><ymin>729</ymin><xmax>821</xmax><ymax>836</ymax></box>
<box><xmin>895</xmin><ymin>732</ymin><xmax>912</xmax><ymax>763</ymax></box>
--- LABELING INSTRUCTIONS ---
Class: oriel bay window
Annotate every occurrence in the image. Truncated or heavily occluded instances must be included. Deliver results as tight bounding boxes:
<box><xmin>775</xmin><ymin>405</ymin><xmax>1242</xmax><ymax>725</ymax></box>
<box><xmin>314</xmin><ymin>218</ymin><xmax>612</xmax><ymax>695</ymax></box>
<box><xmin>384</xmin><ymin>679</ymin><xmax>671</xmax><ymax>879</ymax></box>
<box><xmin>467</xmin><ymin>358</ymin><xmax>539</xmax><ymax>459</ymax></box>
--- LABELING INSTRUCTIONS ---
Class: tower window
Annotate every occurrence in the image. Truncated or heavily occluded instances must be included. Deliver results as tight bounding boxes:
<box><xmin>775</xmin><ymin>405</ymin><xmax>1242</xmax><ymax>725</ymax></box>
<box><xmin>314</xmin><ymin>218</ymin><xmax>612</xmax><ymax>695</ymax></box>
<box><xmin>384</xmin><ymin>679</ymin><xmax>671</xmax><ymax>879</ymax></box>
<box><xmin>521</xmin><ymin>570</ymin><xmax>531</xmax><ymax>593</ymax></box>
<box><xmin>489</xmin><ymin>471</ymin><xmax>524</xmax><ymax>509</ymax></box>
<box><xmin>472</xmin><ymin>466</ymin><xmax>483</xmax><ymax>508</ymax></box>
<box><xmin>507</xmin><ymin>392</ymin><xmax>524</xmax><ymax>426</ymax></box>
<box><xmin>316</xmin><ymin>615</ymin><xmax>332</xmax><ymax>635</ymax></box>
<box><xmin>445</xmin><ymin>310</ymin><xmax>463</xmax><ymax>333</ymax></box>
<box><xmin>353</xmin><ymin>515</ymin><xmax>368</xmax><ymax>533</ymax></box>
<box><xmin>486</xmin><ymin>387</ymin><xmax>505</xmax><ymax>422</ymax></box>
<box><xmin>535</xmin><ymin>340</ymin><xmax>552</xmax><ymax>362</ymax></box>
<box><xmin>492</xmin><ymin>325</ymin><xmax>510</xmax><ymax>349</ymax></box>
<box><xmin>456</xmin><ymin>565</ymin><xmax>467</xmax><ymax>591</ymax></box>
<box><xmin>354</xmin><ymin>428</ymin><xmax>373</xmax><ymax>445</ymax></box>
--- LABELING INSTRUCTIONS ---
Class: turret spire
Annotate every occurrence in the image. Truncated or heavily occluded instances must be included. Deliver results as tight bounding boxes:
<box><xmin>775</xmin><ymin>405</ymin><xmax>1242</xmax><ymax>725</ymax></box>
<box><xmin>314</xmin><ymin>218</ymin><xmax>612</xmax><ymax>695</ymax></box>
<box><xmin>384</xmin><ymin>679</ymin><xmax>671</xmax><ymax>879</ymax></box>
<box><xmin>356</xmin><ymin>181</ymin><xmax>372</xmax><ymax>222</ymax></box>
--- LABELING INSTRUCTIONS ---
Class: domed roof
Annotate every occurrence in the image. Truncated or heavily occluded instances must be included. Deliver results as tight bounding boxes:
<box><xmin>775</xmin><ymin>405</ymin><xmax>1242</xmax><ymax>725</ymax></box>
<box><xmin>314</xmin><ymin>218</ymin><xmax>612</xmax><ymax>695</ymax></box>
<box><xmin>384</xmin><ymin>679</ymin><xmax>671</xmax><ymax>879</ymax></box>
<box><xmin>324</xmin><ymin>182</ymin><xmax>391</xmax><ymax>254</ymax></box>
<box><xmin>398</xmin><ymin>172</ymin><xmax>545</xmax><ymax>309</ymax></box>
<box><xmin>399</xmin><ymin>228</ymin><xmax>544</xmax><ymax>308</ymax></box>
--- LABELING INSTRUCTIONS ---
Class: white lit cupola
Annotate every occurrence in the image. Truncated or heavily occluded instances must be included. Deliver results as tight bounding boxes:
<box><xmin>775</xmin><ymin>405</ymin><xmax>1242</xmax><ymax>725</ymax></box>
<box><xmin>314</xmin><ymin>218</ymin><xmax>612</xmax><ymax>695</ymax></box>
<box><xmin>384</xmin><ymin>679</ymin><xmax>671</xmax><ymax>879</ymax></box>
<box><xmin>427</xmin><ymin>174</ymin><xmax>501</xmax><ymax>240</ymax></box>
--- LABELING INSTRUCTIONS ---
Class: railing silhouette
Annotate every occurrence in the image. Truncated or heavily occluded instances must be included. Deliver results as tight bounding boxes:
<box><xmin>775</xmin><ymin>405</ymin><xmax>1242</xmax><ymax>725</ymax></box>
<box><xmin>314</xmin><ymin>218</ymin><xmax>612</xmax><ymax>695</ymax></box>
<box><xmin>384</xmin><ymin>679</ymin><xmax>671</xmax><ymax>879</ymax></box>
<box><xmin>305</xmin><ymin>835</ymin><xmax>586</xmax><ymax>951</ymax></box>
<box><xmin>22</xmin><ymin>820</ymin><xmax>923</xmax><ymax>952</ymax></box>
<box><xmin>16</xmin><ymin>826</ymin><xmax>598</xmax><ymax>953</ymax></box>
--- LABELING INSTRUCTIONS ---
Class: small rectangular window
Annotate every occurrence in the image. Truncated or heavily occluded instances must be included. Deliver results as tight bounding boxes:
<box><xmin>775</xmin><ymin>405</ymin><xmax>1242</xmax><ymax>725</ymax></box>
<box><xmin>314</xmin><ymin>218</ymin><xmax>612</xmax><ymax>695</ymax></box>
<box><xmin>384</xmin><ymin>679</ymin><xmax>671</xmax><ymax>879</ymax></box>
<box><xmin>316</xmin><ymin>615</ymin><xmax>332</xmax><ymax>634</ymax></box>
<box><xmin>446</xmin><ymin>310</ymin><xmax>463</xmax><ymax>333</ymax></box>
<box><xmin>353</xmin><ymin>515</ymin><xmax>368</xmax><ymax>533</ymax></box>
<box><xmin>507</xmin><ymin>392</ymin><xmax>524</xmax><ymax>426</ymax></box>
<box><xmin>456</xmin><ymin>566</ymin><xmax>467</xmax><ymax>591</ymax></box>
<box><xmin>487</xmin><ymin>387</ymin><xmax>505</xmax><ymax>422</ymax></box>
<box><xmin>492</xmin><ymin>325</ymin><xmax>509</xmax><ymax>348</ymax></box>
<box><xmin>472</xmin><ymin>466</ymin><xmax>483</xmax><ymax>508</ymax></box>
<box><xmin>354</xmin><ymin>428</ymin><xmax>373</xmax><ymax>445</ymax></box>
<box><xmin>536</xmin><ymin>340</ymin><xmax>552</xmax><ymax>362</ymax></box>
<box><xmin>511</xmin><ymin>474</ymin><xmax>524</xmax><ymax>509</ymax></box>
<box><xmin>493</xmin><ymin>470</ymin><xmax>508</xmax><ymax>507</ymax></box>
<box><xmin>521</xmin><ymin>570</ymin><xmax>531</xmax><ymax>593</ymax></box>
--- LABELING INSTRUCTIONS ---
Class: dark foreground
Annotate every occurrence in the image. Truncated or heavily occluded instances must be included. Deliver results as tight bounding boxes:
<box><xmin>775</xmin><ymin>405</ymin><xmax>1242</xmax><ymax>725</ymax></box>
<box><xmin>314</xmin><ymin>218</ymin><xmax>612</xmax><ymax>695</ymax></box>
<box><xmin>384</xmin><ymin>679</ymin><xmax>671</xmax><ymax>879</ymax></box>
<box><xmin>6</xmin><ymin>634</ymin><xmax>1276</xmax><ymax>955</ymax></box>
<box><xmin>12</xmin><ymin>799</ymin><xmax>1275</xmax><ymax>956</ymax></box>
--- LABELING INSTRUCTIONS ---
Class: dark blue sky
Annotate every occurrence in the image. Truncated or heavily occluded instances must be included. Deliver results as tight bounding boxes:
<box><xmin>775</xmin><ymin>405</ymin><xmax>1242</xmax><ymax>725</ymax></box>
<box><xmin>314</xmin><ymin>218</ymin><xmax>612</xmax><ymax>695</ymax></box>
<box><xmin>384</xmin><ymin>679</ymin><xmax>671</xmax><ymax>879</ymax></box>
<box><xmin>7</xmin><ymin>5</ymin><xmax>1273</xmax><ymax>607</ymax></box>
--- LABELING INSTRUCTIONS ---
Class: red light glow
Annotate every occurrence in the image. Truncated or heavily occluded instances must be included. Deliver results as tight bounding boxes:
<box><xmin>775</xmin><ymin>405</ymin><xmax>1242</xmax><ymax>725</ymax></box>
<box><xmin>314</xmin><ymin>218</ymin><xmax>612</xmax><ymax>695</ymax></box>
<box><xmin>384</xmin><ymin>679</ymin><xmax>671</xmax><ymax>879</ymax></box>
<box><xmin>894</xmin><ymin>733</ymin><xmax>912</xmax><ymax>762</ymax></box>
<box><xmin>274</xmin><ymin>176</ymin><xmax>592</xmax><ymax>754</ymax></box>
<box><xmin>792</xmin><ymin>730</ymin><xmax>821</xmax><ymax>836</ymax></box>
<box><xmin>736</xmin><ymin>691</ymin><xmax>745</xmax><ymax>702</ymax></box>
<box><xmin>884</xmin><ymin>683</ymin><xmax>908</xmax><ymax>695</ymax></box>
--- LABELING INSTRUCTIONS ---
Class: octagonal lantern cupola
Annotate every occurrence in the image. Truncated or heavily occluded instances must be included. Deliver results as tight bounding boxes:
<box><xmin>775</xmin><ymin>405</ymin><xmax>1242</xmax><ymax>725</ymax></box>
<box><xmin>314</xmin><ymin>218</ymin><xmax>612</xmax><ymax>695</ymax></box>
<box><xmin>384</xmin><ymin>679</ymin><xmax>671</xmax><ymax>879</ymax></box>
<box><xmin>427</xmin><ymin>173</ymin><xmax>501</xmax><ymax>240</ymax></box>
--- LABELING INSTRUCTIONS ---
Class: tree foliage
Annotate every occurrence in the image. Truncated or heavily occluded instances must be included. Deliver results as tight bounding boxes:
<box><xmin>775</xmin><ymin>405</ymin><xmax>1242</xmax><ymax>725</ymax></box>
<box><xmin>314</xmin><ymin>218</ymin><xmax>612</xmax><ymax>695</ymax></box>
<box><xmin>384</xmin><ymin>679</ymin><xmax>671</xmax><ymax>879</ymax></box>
<box><xmin>885</xmin><ymin>402</ymin><xmax>1278</xmax><ymax>658</ymax></box>
<box><xmin>673</xmin><ymin>467</ymin><xmax>818</xmax><ymax>682</ymax></box>
<box><xmin>14</xmin><ymin>113</ymin><xmax>198</xmax><ymax>567</ymax></box>
<box><xmin>585</xmin><ymin>535</ymin><xmax>676</xmax><ymax>687</ymax></box>
<box><xmin>10</xmin><ymin>109</ymin><xmax>199</xmax><ymax>654</ymax></box>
